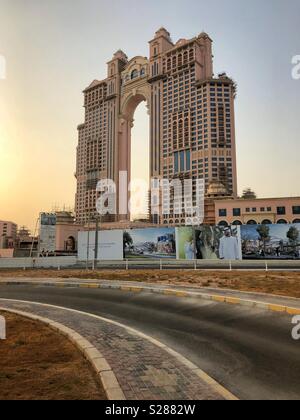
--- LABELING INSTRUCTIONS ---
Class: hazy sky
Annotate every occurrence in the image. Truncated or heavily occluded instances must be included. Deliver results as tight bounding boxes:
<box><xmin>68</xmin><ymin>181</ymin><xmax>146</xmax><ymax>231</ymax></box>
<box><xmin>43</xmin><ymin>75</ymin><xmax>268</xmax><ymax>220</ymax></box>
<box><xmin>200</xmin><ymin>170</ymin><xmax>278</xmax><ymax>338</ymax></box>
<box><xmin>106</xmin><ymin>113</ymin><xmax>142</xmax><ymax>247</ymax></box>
<box><xmin>0</xmin><ymin>0</ymin><xmax>299</xmax><ymax>230</ymax></box>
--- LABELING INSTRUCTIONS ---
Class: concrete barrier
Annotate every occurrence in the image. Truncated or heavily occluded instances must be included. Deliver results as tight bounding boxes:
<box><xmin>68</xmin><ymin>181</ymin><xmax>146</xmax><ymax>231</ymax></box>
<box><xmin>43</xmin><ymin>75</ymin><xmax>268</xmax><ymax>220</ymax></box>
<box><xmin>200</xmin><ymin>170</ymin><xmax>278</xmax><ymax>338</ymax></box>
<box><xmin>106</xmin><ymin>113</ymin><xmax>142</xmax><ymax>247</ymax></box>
<box><xmin>0</xmin><ymin>257</ymin><xmax>77</xmax><ymax>269</ymax></box>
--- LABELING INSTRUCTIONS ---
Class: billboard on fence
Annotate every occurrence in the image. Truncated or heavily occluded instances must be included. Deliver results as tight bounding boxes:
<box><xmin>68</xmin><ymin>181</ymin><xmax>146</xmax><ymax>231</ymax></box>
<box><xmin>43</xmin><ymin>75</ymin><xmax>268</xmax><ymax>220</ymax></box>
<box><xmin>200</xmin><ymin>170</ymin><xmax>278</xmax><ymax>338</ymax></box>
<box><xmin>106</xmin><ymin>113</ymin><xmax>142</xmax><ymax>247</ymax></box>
<box><xmin>39</xmin><ymin>213</ymin><xmax>57</xmax><ymax>254</ymax></box>
<box><xmin>241</xmin><ymin>223</ymin><xmax>300</xmax><ymax>260</ymax></box>
<box><xmin>124</xmin><ymin>228</ymin><xmax>176</xmax><ymax>259</ymax></box>
<box><xmin>0</xmin><ymin>249</ymin><xmax>14</xmax><ymax>258</ymax></box>
<box><xmin>176</xmin><ymin>227</ymin><xmax>195</xmax><ymax>260</ymax></box>
<box><xmin>78</xmin><ymin>230</ymin><xmax>123</xmax><ymax>261</ymax></box>
<box><xmin>194</xmin><ymin>225</ymin><xmax>242</xmax><ymax>260</ymax></box>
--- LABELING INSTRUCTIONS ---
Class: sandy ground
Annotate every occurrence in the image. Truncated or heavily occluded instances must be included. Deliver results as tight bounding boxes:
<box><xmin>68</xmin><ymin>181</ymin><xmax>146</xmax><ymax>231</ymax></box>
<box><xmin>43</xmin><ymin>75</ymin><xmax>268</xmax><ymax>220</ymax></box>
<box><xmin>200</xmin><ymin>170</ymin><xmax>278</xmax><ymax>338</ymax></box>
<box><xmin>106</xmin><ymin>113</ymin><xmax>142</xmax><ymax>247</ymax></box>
<box><xmin>0</xmin><ymin>311</ymin><xmax>106</xmax><ymax>400</ymax></box>
<box><xmin>0</xmin><ymin>269</ymin><xmax>300</xmax><ymax>298</ymax></box>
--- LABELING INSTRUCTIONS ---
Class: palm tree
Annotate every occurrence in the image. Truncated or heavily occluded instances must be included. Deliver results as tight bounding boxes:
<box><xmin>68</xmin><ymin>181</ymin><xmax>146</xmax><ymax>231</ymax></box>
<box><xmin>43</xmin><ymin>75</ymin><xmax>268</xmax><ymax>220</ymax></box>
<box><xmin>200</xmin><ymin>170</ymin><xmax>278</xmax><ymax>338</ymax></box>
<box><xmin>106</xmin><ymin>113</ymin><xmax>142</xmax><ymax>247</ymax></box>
<box><xmin>287</xmin><ymin>226</ymin><xmax>300</xmax><ymax>255</ymax></box>
<box><xmin>256</xmin><ymin>225</ymin><xmax>270</xmax><ymax>255</ymax></box>
<box><xmin>242</xmin><ymin>188</ymin><xmax>257</xmax><ymax>200</ymax></box>
<box><xmin>123</xmin><ymin>232</ymin><xmax>133</xmax><ymax>259</ymax></box>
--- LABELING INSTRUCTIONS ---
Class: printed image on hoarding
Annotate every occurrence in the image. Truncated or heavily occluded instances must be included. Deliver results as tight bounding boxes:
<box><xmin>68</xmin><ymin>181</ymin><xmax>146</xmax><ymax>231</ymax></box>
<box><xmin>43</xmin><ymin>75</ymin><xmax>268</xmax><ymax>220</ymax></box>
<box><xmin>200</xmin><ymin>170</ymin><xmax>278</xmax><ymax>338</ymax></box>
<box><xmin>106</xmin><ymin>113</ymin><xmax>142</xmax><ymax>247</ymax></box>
<box><xmin>124</xmin><ymin>228</ymin><xmax>176</xmax><ymax>259</ymax></box>
<box><xmin>241</xmin><ymin>223</ymin><xmax>300</xmax><ymax>260</ymax></box>
<box><xmin>78</xmin><ymin>230</ymin><xmax>123</xmax><ymax>261</ymax></box>
<box><xmin>39</xmin><ymin>213</ymin><xmax>57</xmax><ymax>255</ymax></box>
<box><xmin>195</xmin><ymin>226</ymin><xmax>242</xmax><ymax>260</ymax></box>
<box><xmin>176</xmin><ymin>227</ymin><xmax>195</xmax><ymax>260</ymax></box>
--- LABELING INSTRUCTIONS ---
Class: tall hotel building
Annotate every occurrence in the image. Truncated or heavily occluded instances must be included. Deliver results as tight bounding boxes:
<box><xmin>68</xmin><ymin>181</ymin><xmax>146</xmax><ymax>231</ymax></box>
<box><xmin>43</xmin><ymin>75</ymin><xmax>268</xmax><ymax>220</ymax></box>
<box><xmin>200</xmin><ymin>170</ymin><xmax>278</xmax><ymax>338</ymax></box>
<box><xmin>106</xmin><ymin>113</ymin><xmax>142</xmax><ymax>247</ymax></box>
<box><xmin>75</xmin><ymin>28</ymin><xmax>238</xmax><ymax>225</ymax></box>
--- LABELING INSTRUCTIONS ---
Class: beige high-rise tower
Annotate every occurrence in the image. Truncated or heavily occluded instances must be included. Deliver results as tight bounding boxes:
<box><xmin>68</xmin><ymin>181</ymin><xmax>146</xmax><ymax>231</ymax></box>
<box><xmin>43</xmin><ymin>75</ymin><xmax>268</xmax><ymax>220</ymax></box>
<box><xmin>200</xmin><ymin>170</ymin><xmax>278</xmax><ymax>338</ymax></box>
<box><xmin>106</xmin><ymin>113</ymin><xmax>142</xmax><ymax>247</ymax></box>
<box><xmin>75</xmin><ymin>28</ymin><xmax>238</xmax><ymax>225</ymax></box>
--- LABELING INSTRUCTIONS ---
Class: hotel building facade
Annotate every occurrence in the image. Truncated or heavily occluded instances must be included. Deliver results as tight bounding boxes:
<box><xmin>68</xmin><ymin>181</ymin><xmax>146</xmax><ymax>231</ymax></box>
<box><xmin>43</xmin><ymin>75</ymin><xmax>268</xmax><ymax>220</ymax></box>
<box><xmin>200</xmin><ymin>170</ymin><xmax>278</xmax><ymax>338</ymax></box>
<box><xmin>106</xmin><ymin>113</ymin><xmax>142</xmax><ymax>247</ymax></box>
<box><xmin>75</xmin><ymin>28</ymin><xmax>238</xmax><ymax>225</ymax></box>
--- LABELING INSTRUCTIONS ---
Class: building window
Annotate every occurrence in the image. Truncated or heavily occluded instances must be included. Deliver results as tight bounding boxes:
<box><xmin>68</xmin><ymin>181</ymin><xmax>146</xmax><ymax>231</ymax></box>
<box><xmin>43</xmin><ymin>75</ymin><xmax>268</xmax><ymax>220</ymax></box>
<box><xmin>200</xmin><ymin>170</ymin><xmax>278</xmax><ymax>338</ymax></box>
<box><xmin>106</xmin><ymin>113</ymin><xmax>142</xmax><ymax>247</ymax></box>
<box><xmin>174</xmin><ymin>150</ymin><xmax>191</xmax><ymax>174</ymax></box>
<box><xmin>246</xmin><ymin>208</ymin><xmax>250</xmax><ymax>213</ymax></box>
<box><xmin>267</xmin><ymin>207</ymin><xmax>272</xmax><ymax>212</ymax></box>
<box><xmin>131</xmin><ymin>69</ymin><xmax>139</xmax><ymax>80</ymax></box>
<box><xmin>232</xmin><ymin>220</ymin><xmax>242</xmax><ymax>226</ymax></box>
<box><xmin>247</xmin><ymin>220</ymin><xmax>257</xmax><ymax>225</ymax></box>
<box><xmin>262</xmin><ymin>219</ymin><xmax>272</xmax><ymax>225</ymax></box>
<box><xmin>180</xmin><ymin>151</ymin><xmax>185</xmax><ymax>172</ymax></box>
<box><xmin>292</xmin><ymin>206</ymin><xmax>300</xmax><ymax>215</ymax></box>
<box><xmin>277</xmin><ymin>207</ymin><xmax>286</xmax><ymax>215</ymax></box>
<box><xmin>174</xmin><ymin>152</ymin><xmax>179</xmax><ymax>173</ymax></box>
<box><xmin>219</xmin><ymin>209</ymin><xmax>227</xmax><ymax>217</ymax></box>
<box><xmin>186</xmin><ymin>150</ymin><xmax>191</xmax><ymax>171</ymax></box>
<box><xmin>233</xmin><ymin>208</ymin><xmax>241</xmax><ymax>217</ymax></box>
<box><xmin>218</xmin><ymin>221</ymin><xmax>229</xmax><ymax>227</ymax></box>
<box><xmin>252</xmin><ymin>208</ymin><xmax>257</xmax><ymax>212</ymax></box>
<box><xmin>293</xmin><ymin>219</ymin><xmax>300</xmax><ymax>224</ymax></box>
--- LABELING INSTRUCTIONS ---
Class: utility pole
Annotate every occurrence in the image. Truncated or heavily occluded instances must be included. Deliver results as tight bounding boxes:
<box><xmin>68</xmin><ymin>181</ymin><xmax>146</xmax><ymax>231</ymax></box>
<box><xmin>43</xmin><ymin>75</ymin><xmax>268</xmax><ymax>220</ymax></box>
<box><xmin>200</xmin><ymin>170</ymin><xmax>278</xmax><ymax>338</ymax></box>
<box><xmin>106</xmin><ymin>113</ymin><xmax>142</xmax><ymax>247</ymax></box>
<box><xmin>30</xmin><ymin>216</ymin><xmax>39</xmax><ymax>258</ymax></box>
<box><xmin>86</xmin><ymin>214</ymin><xmax>91</xmax><ymax>270</ymax></box>
<box><xmin>94</xmin><ymin>215</ymin><xmax>99</xmax><ymax>269</ymax></box>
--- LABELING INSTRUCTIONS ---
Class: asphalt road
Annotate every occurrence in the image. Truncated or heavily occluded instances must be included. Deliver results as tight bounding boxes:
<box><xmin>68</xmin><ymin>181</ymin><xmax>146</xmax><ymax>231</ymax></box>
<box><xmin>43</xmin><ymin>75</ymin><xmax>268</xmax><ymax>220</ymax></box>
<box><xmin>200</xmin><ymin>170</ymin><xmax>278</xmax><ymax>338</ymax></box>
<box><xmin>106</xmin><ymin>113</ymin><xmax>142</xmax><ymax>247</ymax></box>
<box><xmin>0</xmin><ymin>284</ymin><xmax>299</xmax><ymax>400</ymax></box>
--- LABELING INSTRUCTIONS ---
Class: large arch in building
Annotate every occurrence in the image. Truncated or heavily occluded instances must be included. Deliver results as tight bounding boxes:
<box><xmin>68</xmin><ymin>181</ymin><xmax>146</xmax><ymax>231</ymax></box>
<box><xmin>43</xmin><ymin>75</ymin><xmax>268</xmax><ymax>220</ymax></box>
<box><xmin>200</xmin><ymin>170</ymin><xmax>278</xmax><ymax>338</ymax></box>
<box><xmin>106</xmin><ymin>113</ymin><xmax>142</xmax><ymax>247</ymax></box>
<box><xmin>118</xmin><ymin>57</ymin><xmax>151</xmax><ymax>220</ymax></box>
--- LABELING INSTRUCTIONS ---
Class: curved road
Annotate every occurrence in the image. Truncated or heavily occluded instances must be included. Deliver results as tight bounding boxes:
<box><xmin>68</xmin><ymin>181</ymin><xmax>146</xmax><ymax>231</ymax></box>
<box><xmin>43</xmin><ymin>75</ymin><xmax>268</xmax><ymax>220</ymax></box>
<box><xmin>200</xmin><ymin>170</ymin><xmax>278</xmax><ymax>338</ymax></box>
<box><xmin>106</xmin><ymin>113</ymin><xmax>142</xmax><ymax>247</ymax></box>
<box><xmin>0</xmin><ymin>284</ymin><xmax>299</xmax><ymax>400</ymax></box>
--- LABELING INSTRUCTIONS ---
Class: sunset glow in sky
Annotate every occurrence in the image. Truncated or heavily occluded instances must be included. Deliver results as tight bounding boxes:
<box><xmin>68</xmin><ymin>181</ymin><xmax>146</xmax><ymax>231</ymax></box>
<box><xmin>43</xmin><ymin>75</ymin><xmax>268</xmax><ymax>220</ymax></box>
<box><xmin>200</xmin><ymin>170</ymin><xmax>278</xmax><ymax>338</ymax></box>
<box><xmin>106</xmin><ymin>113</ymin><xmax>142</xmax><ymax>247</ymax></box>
<box><xmin>0</xmin><ymin>0</ymin><xmax>300</xmax><ymax>230</ymax></box>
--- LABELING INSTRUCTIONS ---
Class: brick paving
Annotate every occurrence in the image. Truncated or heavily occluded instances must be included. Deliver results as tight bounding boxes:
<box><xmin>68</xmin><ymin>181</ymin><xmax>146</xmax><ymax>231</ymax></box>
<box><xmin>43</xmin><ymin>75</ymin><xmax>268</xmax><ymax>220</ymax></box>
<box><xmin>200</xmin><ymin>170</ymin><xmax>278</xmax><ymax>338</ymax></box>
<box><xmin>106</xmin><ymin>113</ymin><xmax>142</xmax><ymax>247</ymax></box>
<box><xmin>0</xmin><ymin>299</ymin><xmax>224</xmax><ymax>400</ymax></box>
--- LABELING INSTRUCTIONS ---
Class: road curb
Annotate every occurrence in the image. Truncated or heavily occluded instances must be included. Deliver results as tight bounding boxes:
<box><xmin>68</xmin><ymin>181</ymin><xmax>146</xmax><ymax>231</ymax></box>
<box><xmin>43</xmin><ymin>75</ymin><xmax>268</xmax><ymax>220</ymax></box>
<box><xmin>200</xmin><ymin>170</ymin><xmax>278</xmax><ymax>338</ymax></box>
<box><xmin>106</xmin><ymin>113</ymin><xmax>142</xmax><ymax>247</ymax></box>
<box><xmin>0</xmin><ymin>298</ymin><xmax>238</xmax><ymax>401</ymax></box>
<box><xmin>1</xmin><ymin>280</ymin><xmax>300</xmax><ymax>316</ymax></box>
<box><xmin>0</xmin><ymin>306</ymin><xmax>126</xmax><ymax>401</ymax></box>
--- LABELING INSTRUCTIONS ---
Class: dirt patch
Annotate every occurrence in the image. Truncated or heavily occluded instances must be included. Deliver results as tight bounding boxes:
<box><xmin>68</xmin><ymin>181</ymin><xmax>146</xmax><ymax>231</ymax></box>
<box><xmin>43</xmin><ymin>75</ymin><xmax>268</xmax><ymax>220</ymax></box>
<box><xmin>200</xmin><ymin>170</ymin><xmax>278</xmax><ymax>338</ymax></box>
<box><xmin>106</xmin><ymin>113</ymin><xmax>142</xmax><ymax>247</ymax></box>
<box><xmin>1</xmin><ymin>268</ymin><xmax>300</xmax><ymax>298</ymax></box>
<box><xmin>0</xmin><ymin>311</ymin><xmax>106</xmax><ymax>400</ymax></box>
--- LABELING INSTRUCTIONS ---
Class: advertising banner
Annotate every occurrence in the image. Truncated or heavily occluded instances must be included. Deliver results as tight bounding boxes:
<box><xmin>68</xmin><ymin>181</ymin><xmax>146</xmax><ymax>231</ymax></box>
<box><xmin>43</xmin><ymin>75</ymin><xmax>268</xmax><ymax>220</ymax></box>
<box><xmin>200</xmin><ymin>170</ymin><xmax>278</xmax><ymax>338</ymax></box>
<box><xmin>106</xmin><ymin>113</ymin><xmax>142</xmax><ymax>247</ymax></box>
<box><xmin>241</xmin><ymin>223</ymin><xmax>300</xmax><ymax>260</ymax></box>
<box><xmin>78</xmin><ymin>229</ymin><xmax>123</xmax><ymax>261</ymax></box>
<box><xmin>124</xmin><ymin>228</ymin><xmax>176</xmax><ymax>259</ymax></box>
<box><xmin>176</xmin><ymin>227</ymin><xmax>195</xmax><ymax>260</ymax></box>
<box><xmin>0</xmin><ymin>249</ymin><xmax>14</xmax><ymax>258</ymax></box>
<box><xmin>194</xmin><ymin>225</ymin><xmax>242</xmax><ymax>260</ymax></box>
<box><xmin>39</xmin><ymin>213</ymin><xmax>57</xmax><ymax>254</ymax></box>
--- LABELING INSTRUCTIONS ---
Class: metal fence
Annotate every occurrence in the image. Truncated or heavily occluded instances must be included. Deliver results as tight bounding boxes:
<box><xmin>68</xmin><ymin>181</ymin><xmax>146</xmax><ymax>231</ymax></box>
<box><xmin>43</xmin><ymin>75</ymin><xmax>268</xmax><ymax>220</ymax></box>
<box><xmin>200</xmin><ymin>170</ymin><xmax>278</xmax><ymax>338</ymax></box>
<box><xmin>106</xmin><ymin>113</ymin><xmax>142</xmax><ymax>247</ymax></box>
<box><xmin>0</xmin><ymin>257</ymin><xmax>300</xmax><ymax>271</ymax></box>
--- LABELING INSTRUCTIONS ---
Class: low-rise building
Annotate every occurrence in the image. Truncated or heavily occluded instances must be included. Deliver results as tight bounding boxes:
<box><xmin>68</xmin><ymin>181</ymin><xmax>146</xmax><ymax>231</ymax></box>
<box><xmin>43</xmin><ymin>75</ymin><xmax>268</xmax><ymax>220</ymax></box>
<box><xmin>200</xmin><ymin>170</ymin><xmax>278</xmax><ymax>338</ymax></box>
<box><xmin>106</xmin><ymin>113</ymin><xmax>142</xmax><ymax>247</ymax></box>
<box><xmin>55</xmin><ymin>211</ymin><xmax>83</xmax><ymax>254</ymax></box>
<box><xmin>0</xmin><ymin>220</ymin><xmax>17</xmax><ymax>250</ymax></box>
<box><xmin>215</xmin><ymin>197</ymin><xmax>300</xmax><ymax>226</ymax></box>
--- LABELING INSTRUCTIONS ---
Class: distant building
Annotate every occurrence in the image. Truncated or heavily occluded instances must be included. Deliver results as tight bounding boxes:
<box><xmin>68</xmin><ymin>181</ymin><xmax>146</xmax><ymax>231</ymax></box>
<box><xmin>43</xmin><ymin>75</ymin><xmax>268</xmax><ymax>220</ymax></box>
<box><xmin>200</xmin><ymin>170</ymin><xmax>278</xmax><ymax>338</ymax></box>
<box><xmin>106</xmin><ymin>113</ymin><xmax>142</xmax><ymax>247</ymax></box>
<box><xmin>0</xmin><ymin>220</ymin><xmax>17</xmax><ymax>249</ymax></box>
<box><xmin>15</xmin><ymin>227</ymin><xmax>38</xmax><ymax>258</ymax></box>
<box><xmin>75</xmin><ymin>28</ymin><xmax>238</xmax><ymax>226</ymax></box>
<box><xmin>215</xmin><ymin>197</ymin><xmax>300</xmax><ymax>226</ymax></box>
<box><xmin>55</xmin><ymin>211</ymin><xmax>83</xmax><ymax>254</ymax></box>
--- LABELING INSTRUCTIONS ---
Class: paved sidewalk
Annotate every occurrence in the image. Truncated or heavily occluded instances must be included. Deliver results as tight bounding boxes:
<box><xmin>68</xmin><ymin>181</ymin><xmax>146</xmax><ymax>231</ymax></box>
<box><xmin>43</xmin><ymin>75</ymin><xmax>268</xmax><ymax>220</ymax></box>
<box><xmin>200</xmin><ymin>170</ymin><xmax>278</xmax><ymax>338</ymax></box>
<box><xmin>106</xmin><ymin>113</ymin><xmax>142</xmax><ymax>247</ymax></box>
<box><xmin>0</xmin><ymin>299</ymin><xmax>226</xmax><ymax>400</ymax></box>
<box><xmin>1</xmin><ymin>277</ymin><xmax>300</xmax><ymax>309</ymax></box>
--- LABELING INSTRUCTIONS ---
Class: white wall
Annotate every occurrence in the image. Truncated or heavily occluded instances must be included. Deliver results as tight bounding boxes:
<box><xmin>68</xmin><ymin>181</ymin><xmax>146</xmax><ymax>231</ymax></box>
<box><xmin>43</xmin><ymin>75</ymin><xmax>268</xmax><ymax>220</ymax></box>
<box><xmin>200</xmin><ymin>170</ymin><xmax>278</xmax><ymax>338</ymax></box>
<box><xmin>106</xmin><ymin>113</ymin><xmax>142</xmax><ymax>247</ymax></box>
<box><xmin>78</xmin><ymin>230</ymin><xmax>123</xmax><ymax>261</ymax></box>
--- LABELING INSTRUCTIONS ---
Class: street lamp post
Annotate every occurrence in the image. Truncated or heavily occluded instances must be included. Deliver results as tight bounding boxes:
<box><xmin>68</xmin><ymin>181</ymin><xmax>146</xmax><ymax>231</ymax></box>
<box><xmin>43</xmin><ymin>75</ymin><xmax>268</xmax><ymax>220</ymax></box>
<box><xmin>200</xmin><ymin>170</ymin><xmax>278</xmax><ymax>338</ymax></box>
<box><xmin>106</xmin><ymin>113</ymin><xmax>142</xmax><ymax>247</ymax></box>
<box><xmin>94</xmin><ymin>214</ymin><xmax>100</xmax><ymax>269</ymax></box>
<box><xmin>86</xmin><ymin>214</ymin><xmax>91</xmax><ymax>270</ymax></box>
